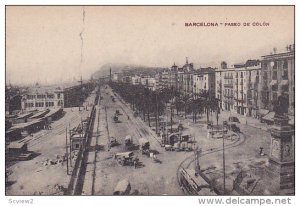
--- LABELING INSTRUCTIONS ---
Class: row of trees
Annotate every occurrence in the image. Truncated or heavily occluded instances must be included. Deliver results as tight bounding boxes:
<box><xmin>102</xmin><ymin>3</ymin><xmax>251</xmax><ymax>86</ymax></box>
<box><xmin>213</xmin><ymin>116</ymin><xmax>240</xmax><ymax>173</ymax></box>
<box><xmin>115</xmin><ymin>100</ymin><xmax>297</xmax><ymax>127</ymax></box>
<box><xmin>109</xmin><ymin>82</ymin><xmax>221</xmax><ymax>131</ymax></box>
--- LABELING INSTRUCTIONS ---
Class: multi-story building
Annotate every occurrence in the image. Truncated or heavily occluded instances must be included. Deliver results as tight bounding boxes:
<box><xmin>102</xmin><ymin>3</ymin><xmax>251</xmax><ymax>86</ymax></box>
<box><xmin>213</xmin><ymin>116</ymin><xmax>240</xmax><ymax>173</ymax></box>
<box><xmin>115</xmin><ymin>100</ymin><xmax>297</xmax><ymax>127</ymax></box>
<box><xmin>154</xmin><ymin>72</ymin><xmax>162</xmax><ymax>90</ymax></box>
<box><xmin>131</xmin><ymin>75</ymin><xmax>141</xmax><ymax>85</ymax></box>
<box><xmin>193</xmin><ymin>67</ymin><xmax>216</xmax><ymax>98</ymax></box>
<box><xmin>182</xmin><ymin>58</ymin><xmax>194</xmax><ymax>96</ymax></box>
<box><xmin>141</xmin><ymin>76</ymin><xmax>157</xmax><ymax>91</ymax></box>
<box><xmin>163</xmin><ymin>58</ymin><xmax>194</xmax><ymax>95</ymax></box>
<box><xmin>259</xmin><ymin>45</ymin><xmax>295</xmax><ymax>115</ymax></box>
<box><xmin>215</xmin><ymin>62</ymin><xmax>235</xmax><ymax>111</ymax></box>
<box><xmin>112</xmin><ymin>73</ymin><xmax>122</xmax><ymax>82</ymax></box>
<box><xmin>215</xmin><ymin>60</ymin><xmax>261</xmax><ymax>117</ymax></box>
<box><xmin>21</xmin><ymin>84</ymin><xmax>64</xmax><ymax>112</ymax></box>
<box><xmin>122</xmin><ymin>75</ymin><xmax>131</xmax><ymax>84</ymax></box>
<box><xmin>233</xmin><ymin>60</ymin><xmax>261</xmax><ymax>117</ymax></box>
<box><xmin>169</xmin><ymin>63</ymin><xmax>179</xmax><ymax>90</ymax></box>
<box><xmin>160</xmin><ymin>70</ymin><xmax>170</xmax><ymax>89</ymax></box>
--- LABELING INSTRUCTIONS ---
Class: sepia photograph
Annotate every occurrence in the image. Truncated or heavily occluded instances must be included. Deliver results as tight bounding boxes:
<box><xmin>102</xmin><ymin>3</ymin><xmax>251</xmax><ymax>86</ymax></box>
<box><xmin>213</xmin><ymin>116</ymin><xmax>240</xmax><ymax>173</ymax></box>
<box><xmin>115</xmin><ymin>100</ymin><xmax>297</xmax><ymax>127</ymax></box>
<box><xmin>5</xmin><ymin>5</ymin><xmax>295</xmax><ymax>198</ymax></box>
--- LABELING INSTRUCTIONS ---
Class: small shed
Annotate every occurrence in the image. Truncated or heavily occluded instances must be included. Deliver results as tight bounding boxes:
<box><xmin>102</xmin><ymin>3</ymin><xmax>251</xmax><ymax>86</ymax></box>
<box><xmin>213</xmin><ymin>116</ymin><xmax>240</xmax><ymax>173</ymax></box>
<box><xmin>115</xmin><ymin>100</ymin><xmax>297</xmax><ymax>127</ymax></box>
<box><xmin>8</xmin><ymin>142</ymin><xmax>28</xmax><ymax>154</ymax></box>
<box><xmin>12</xmin><ymin>112</ymin><xmax>34</xmax><ymax>124</ymax></box>
<box><xmin>42</xmin><ymin>108</ymin><xmax>63</xmax><ymax>122</ymax></box>
<box><xmin>261</xmin><ymin>112</ymin><xmax>275</xmax><ymax>125</ymax></box>
<box><xmin>259</xmin><ymin>109</ymin><xmax>270</xmax><ymax>119</ymax></box>
<box><xmin>28</xmin><ymin>109</ymin><xmax>50</xmax><ymax>121</ymax></box>
<box><xmin>71</xmin><ymin>134</ymin><xmax>85</xmax><ymax>150</ymax></box>
<box><xmin>181</xmin><ymin>130</ymin><xmax>192</xmax><ymax>142</ymax></box>
<box><xmin>167</xmin><ymin>132</ymin><xmax>180</xmax><ymax>145</ymax></box>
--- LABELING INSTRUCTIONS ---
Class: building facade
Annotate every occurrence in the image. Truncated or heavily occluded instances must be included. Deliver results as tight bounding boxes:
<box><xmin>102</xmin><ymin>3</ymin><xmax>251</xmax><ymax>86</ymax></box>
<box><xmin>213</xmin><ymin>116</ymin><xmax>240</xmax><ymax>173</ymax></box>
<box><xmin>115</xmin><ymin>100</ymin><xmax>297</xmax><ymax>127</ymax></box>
<box><xmin>141</xmin><ymin>76</ymin><xmax>157</xmax><ymax>91</ymax></box>
<box><xmin>259</xmin><ymin>46</ymin><xmax>295</xmax><ymax>115</ymax></box>
<box><xmin>21</xmin><ymin>85</ymin><xmax>64</xmax><ymax>112</ymax></box>
<box><xmin>182</xmin><ymin>58</ymin><xmax>194</xmax><ymax>96</ymax></box>
<box><xmin>193</xmin><ymin>68</ymin><xmax>216</xmax><ymax>98</ymax></box>
<box><xmin>215</xmin><ymin>60</ymin><xmax>261</xmax><ymax>117</ymax></box>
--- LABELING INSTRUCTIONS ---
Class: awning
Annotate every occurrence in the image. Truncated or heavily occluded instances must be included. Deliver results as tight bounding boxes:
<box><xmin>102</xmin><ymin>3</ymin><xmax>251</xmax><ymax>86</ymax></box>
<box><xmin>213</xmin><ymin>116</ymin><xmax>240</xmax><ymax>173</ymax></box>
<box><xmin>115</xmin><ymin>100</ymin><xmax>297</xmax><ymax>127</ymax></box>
<box><xmin>259</xmin><ymin>109</ymin><xmax>269</xmax><ymax>116</ymax></box>
<box><xmin>270</xmin><ymin>80</ymin><xmax>278</xmax><ymax>86</ymax></box>
<box><xmin>279</xmin><ymin>80</ymin><xmax>289</xmax><ymax>86</ymax></box>
<box><xmin>8</xmin><ymin>142</ymin><xmax>26</xmax><ymax>149</ymax></box>
<box><xmin>262</xmin><ymin>112</ymin><xmax>275</xmax><ymax>122</ymax></box>
<box><xmin>181</xmin><ymin>130</ymin><xmax>191</xmax><ymax>137</ymax></box>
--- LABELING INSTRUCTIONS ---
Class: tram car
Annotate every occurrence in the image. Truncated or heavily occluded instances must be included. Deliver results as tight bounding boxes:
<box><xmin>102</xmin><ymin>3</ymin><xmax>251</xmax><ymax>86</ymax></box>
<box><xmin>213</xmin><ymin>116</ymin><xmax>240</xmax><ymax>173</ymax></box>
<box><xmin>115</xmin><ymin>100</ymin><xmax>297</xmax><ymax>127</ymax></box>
<box><xmin>179</xmin><ymin>168</ymin><xmax>217</xmax><ymax>195</ymax></box>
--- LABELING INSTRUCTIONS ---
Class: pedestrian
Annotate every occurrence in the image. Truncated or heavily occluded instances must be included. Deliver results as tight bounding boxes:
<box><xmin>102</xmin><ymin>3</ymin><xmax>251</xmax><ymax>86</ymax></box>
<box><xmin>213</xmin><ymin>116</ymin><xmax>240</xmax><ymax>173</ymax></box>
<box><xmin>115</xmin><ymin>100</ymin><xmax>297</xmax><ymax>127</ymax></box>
<box><xmin>134</xmin><ymin>160</ymin><xmax>137</xmax><ymax>169</ymax></box>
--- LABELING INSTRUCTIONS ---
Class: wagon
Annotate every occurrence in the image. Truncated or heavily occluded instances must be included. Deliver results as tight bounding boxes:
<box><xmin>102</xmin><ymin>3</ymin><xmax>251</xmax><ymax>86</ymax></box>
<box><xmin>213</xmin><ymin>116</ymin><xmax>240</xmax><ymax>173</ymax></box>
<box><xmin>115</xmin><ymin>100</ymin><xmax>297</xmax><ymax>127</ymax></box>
<box><xmin>139</xmin><ymin>138</ymin><xmax>150</xmax><ymax>154</ymax></box>
<box><xmin>114</xmin><ymin>151</ymin><xmax>134</xmax><ymax>166</ymax></box>
<box><xmin>165</xmin><ymin>144</ymin><xmax>174</xmax><ymax>151</ymax></box>
<box><xmin>124</xmin><ymin>135</ymin><xmax>133</xmax><ymax>146</ymax></box>
<box><xmin>113</xmin><ymin>179</ymin><xmax>131</xmax><ymax>195</ymax></box>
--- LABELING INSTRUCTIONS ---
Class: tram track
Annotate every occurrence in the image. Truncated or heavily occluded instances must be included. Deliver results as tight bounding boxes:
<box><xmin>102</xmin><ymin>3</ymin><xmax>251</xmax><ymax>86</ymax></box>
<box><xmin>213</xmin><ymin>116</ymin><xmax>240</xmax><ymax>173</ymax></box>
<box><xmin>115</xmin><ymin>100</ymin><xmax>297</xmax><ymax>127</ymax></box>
<box><xmin>176</xmin><ymin>132</ymin><xmax>246</xmax><ymax>195</ymax></box>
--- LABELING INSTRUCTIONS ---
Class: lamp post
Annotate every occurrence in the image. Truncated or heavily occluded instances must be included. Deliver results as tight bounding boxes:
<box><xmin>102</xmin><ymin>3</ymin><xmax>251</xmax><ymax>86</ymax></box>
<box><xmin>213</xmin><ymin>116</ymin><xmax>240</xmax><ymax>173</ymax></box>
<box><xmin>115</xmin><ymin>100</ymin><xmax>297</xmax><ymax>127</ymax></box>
<box><xmin>222</xmin><ymin>121</ymin><xmax>228</xmax><ymax>194</ymax></box>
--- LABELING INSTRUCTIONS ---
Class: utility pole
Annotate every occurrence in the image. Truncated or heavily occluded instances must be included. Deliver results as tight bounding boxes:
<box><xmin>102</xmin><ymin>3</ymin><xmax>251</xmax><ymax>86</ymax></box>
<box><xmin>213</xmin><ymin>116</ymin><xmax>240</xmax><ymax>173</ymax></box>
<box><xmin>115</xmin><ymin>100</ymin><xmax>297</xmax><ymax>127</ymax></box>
<box><xmin>194</xmin><ymin>147</ymin><xmax>201</xmax><ymax>174</ymax></box>
<box><xmin>170</xmin><ymin>104</ymin><xmax>173</xmax><ymax>133</ymax></box>
<box><xmin>69</xmin><ymin>123</ymin><xmax>72</xmax><ymax>167</ymax></box>
<box><xmin>65</xmin><ymin>127</ymin><xmax>69</xmax><ymax>175</ymax></box>
<box><xmin>78</xmin><ymin>76</ymin><xmax>83</xmax><ymax>111</ymax></box>
<box><xmin>155</xmin><ymin>90</ymin><xmax>158</xmax><ymax>134</ymax></box>
<box><xmin>222</xmin><ymin>121</ymin><xmax>227</xmax><ymax>194</ymax></box>
<box><xmin>165</xmin><ymin>103</ymin><xmax>168</xmax><ymax>145</ymax></box>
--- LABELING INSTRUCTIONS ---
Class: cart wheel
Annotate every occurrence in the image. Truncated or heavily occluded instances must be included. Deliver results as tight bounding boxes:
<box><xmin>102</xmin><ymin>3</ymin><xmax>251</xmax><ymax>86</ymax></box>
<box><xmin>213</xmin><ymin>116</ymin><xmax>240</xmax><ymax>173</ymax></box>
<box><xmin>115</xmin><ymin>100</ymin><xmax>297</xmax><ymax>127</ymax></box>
<box><xmin>117</xmin><ymin>159</ymin><xmax>122</xmax><ymax>165</ymax></box>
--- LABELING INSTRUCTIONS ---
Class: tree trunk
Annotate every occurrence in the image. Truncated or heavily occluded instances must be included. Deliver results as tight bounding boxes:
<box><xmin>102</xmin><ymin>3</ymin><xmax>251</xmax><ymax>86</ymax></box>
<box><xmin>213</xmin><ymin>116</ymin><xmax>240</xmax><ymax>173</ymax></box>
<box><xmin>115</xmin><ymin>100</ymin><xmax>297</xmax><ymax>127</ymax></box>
<box><xmin>206</xmin><ymin>107</ymin><xmax>209</xmax><ymax>124</ymax></box>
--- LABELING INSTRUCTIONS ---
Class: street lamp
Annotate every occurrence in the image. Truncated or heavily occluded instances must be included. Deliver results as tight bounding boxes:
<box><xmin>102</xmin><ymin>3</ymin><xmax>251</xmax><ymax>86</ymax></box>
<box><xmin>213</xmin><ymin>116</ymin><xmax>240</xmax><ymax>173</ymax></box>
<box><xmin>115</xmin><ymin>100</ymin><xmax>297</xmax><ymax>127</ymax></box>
<box><xmin>222</xmin><ymin>120</ymin><xmax>228</xmax><ymax>194</ymax></box>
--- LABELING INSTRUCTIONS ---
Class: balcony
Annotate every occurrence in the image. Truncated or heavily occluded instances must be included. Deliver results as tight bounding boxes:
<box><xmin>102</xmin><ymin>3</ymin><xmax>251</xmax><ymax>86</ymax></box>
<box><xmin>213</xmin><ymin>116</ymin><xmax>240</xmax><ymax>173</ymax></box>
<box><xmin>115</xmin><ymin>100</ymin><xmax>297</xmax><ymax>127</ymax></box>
<box><xmin>224</xmin><ymin>84</ymin><xmax>233</xmax><ymax>88</ymax></box>
<box><xmin>224</xmin><ymin>75</ymin><xmax>233</xmax><ymax>79</ymax></box>
<box><xmin>224</xmin><ymin>94</ymin><xmax>234</xmax><ymax>98</ymax></box>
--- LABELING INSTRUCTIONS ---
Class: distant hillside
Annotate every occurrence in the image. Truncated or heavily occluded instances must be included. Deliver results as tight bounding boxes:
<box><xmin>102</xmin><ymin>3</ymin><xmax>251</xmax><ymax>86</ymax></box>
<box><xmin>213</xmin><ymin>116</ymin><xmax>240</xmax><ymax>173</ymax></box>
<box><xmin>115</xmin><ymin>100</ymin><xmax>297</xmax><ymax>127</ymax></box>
<box><xmin>92</xmin><ymin>63</ymin><xmax>166</xmax><ymax>78</ymax></box>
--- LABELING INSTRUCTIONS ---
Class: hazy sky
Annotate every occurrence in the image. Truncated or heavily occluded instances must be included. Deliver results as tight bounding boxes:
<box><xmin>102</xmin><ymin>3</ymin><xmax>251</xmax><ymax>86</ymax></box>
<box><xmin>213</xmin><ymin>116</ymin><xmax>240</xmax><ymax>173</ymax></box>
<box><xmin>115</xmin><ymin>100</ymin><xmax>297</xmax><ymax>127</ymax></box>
<box><xmin>6</xmin><ymin>6</ymin><xmax>294</xmax><ymax>85</ymax></box>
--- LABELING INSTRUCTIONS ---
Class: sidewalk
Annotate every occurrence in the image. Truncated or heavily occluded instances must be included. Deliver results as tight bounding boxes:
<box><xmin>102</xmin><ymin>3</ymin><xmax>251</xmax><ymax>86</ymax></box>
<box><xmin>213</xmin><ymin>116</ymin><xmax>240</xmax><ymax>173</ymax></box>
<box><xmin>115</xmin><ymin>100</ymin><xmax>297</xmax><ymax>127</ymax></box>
<box><xmin>171</xmin><ymin>110</ymin><xmax>270</xmax><ymax>132</ymax></box>
<box><xmin>220</xmin><ymin>110</ymin><xmax>270</xmax><ymax>132</ymax></box>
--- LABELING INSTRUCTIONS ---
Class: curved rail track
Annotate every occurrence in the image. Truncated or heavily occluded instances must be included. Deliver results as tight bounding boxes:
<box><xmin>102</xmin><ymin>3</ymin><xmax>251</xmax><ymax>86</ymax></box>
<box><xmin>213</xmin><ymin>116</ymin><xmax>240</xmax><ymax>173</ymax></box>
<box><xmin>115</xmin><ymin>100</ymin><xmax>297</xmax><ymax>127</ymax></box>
<box><xmin>176</xmin><ymin>132</ymin><xmax>247</xmax><ymax>194</ymax></box>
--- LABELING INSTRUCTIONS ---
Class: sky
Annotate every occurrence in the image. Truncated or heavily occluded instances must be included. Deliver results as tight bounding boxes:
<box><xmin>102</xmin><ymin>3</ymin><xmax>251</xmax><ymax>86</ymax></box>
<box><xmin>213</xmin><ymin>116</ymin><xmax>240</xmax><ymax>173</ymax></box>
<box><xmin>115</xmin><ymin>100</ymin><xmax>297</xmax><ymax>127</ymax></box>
<box><xmin>6</xmin><ymin>6</ymin><xmax>294</xmax><ymax>85</ymax></box>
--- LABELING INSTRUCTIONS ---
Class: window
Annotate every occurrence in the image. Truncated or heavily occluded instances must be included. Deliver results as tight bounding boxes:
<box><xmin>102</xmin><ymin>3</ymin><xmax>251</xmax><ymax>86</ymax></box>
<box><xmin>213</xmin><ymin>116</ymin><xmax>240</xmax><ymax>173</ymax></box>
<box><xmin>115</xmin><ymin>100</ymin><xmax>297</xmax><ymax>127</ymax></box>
<box><xmin>273</xmin><ymin>61</ymin><xmax>278</xmax><ymax>70</ymax></box>
<box><xmin>282</xmin><ymin>85</ymin><xmax>289</xmax><ymax>92</ymax></box>
<box><xmin>283</xmin><ymin>60</ymin><xmax>288</xmax><ymax>69</ymax></box>
<box><xmin>272</xmin><ymin>92</ymin><xmax>277</xmax><ymax>101</ymax></box>
<box><xmin>75</xmin><ymin>143</ymin><xmax>80</xmax><ymax>149</ymax></box>
<box><xmin>272</xmin><ymin>71</ymin><xmax>277</xmax><ymax>80</ymax></box>
<box><xmin>282</xmin><ymin>70</ymin><xmax>288</xmax><ymax>80</ymax></box>
<box><xmin>263</xmin><ymin>72</ymin><xmax>268</xmax><ymax>80</ymax></box>
<box><xmin>272</xmin><ymin>85</ymin><xmax>278</xmax><ymax>91</ymax></box>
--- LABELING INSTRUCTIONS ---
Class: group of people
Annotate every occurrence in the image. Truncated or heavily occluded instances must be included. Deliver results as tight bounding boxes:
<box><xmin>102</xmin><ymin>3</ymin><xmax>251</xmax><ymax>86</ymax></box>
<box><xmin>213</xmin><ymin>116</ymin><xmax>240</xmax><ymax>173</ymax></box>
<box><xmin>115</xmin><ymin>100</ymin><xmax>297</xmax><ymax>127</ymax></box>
<box><xmin>44</xmin><ymin>124</ymin><xmax>52</xmax><ymax>130</ymax></box>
